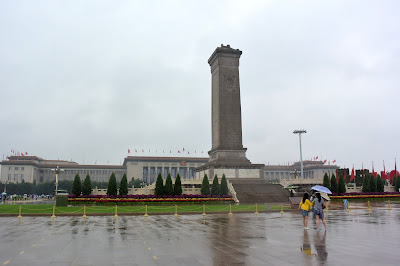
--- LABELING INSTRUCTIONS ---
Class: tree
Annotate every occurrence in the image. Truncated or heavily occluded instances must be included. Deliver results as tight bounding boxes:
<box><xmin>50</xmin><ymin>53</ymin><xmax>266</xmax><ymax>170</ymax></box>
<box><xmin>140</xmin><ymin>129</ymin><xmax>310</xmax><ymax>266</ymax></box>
<box><xmin>107</xmin><ymin>173</ymin><xmax>118</xmax><ymax>196</ymax></box>
<box><xmin>119</xmin><ymin>174</ymin><xmax>128</xmax><ymax>196</ymax></box>
<box><xmin>72</xmin><ymin>174</ymin><xmax>82</xmax><ymax>197</ymax></box>
<box><xmin>376</xmin><ymin>175</ymin><xmax>384</xmax><ymax>192</ymax></box>
<box><xmin>323</xmin><ymin>173</ymin><xmax>330</xmax><ymax>191</ymax></box>
<box><xmin>154</xmin><ymin>173</ymin><xmax>164</xmax><ymax>196</ymax></box>
<box><xmin>164</xmin><ymin>174</ymin><xmax>174</xmax><ymax>195</ymax></box>
<box><xmin>369</xmin><ymin>175</ymin><xmax>377</xmax><ymax>192</ymax></box>
<box><xmin>174</xmin><ymin>174</ymin><xmax>182</xmax><ymax>196</ymax></box>
<box><xmin>338</xmin><ymin>174</ymin><xmax>346</xmax><ymax>193</ymax></box>
<box><xmin>211</xmin><ymin>175</ymin><xmax>220</xmax><ymax>196</ymax></box>
<box><xmin>330</xmin><ymin>174</ymin><xmax>338</xmax><ymax>193</ymax></box>
<box><xmin>362</xmin><ymin>175</ymin><xmax>370</xmax><ymax>193</ymax></box>
<box><xmin>395</xmin><ymin>176</ymin><xmax>400</xmax><ymax>192</ymax></box>
<box><xmin>220</xmin><ymin>174</ymin><xmax>229</xmax><ymax>195</ymax></box>
<box><xmin>201</xmin><ymin>174</ymin><xmax>210</xmax><ymax>195</ymax></box>
<box><xmin>82</xmin><ymin>174</ymin><xmax>92</xmax><ymax>196</ymax></box>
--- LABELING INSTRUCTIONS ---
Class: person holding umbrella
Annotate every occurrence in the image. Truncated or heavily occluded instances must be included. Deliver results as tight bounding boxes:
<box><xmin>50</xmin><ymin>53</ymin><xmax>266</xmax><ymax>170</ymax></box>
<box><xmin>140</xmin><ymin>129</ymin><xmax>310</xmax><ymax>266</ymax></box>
<box><xmin>312</xmin><ymin>192</ymin><xmax>327</xmax><ymax>230</ymax></box>
<box><xmin>299</xmin><ymin>193</ymin><xmax>314</xmax><ymax>230</ymax></box>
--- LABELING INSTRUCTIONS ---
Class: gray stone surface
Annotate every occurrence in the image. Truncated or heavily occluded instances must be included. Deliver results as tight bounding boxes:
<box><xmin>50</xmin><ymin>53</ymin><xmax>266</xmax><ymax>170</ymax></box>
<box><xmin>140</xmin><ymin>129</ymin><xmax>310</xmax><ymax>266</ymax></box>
<box><xmin>196</xmin><ymin>44</ymin><xmax>264</xmax><ymax>178</ymax></box>
<box><xmin>0</xmin><ymin>202</ymin><xmax>399</xmax><ymax>265</ymax></box>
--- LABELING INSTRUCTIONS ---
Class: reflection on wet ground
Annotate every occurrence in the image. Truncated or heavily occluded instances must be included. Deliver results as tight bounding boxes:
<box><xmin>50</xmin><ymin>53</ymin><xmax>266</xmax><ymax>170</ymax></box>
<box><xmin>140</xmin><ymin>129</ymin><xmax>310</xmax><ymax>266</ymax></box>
<box><xmin>0</xmin><ymin>202</ymin><xmax>399</xmax><ymax>265</ymax></box>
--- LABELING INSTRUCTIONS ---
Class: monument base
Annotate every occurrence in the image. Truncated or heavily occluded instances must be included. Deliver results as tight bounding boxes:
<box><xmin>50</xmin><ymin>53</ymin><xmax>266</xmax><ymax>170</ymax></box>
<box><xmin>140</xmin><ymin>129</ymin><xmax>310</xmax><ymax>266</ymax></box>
<box><xmin>195</xmin><ymin>163</ymin><xmax>264</xmax><ymax>179</ymax></box>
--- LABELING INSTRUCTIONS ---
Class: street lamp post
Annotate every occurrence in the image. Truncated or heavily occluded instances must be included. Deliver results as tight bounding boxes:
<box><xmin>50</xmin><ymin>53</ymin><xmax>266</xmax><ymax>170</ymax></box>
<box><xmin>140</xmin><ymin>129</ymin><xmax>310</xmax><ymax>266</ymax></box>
<box><xmin>51</xmin><ymin>166</ymin><xmax>64</xmax><ymax>195</ymax></box>
<box><xmin>293</xmin><ymin>130</ymin><xmax>307</xmax><ymax>179</ymax></box>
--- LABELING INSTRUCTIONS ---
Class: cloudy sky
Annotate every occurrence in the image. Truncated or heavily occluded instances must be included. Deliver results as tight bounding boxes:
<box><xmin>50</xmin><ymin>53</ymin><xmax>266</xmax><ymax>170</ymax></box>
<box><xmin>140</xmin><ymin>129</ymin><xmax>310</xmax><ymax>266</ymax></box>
<box><xmin>1</xmin><ymin>0</ymin><xmax>399</xmax><ymax>172</ymax></box>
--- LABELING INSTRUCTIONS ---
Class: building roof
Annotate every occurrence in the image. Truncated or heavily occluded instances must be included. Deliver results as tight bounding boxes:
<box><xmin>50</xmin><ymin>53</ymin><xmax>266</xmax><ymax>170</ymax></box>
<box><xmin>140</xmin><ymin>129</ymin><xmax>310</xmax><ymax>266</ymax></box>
<box><xmin>1</xmin><ymin>156</ymin><xmax>124</xmax><ymax>169</ymax></box>
<box><xmin>123</xmin><ymin>156</ymin><xmax>208</xmax><ymax>166</ymax></box>
<box><xmin>264</xmin><ymin>160</ymin><xmax>338</xmax><ymax>171</ymax></box>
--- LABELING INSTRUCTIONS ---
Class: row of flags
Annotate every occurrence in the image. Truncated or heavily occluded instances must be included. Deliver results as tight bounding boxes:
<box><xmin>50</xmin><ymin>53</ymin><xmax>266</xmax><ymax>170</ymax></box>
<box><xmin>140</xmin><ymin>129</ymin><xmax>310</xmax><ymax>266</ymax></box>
<box><xmin>10</xmin><ymin>150</ymin><xmax>28</xmax><ymax>156</ymax></box>
<box><xmin>311</xmin><ymin>156</ymin><xmax>336</xmax><ymax>165</ymax></box>
<box><xmin>128</xmin><ymin>148</ymin><xmax>204</xmax><ymax>155</ymax></box>
<box><xmin>330</xmin><ymin>159</ymin><xmax>399</xmax><ymax>182</ymax></box>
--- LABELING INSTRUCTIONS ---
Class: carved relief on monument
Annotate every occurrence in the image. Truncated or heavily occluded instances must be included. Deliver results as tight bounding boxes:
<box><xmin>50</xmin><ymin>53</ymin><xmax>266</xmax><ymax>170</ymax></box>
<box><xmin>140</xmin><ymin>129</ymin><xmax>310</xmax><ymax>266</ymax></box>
<box><xmin>222</xmin><ymin>74</ymin><xmax>236</xmax><ymax>92</ymax></box>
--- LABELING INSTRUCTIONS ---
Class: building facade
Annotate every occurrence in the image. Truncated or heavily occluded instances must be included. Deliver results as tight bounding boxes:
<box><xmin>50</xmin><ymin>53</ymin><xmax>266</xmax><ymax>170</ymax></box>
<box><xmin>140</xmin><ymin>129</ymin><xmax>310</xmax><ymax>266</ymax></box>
<box><xmin>264</xmin><ymin>160</ymin><xmax>338</xmax><ymax>186</ymax></box>
<box><xmin>1</xmin><ymin>156</ymin><xmax>336</xmax><ymax>186</ymax></box>
<box><xmin>124</xmin><ymin>156</ymin><xmax>209</xmax><ymax>184</ymax></box>
<box><xmin>0</xmin><ymin>155</ymin><xmax>209</xmax><ymax>184</ymax></box>
<box><xmin>0</xmin><ymin>156</ymin><xmax>125</xmax><ymax>184</ymax></box>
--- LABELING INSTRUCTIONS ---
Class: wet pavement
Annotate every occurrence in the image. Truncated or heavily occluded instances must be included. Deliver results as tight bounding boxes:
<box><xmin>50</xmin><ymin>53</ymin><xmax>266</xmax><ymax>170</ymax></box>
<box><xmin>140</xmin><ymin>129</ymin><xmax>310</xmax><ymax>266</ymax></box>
<box><xmin>0</xmin><ymin>202</ymin><xmax>399</xmax><ymax>265</ymax></box>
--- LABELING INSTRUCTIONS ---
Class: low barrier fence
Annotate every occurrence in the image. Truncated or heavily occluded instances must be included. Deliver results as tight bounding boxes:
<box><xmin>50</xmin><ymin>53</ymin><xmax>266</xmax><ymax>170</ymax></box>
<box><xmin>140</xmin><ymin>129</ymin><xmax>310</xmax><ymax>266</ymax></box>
<box><xmin>0</xmin><ymin>201</ymin><xmax>397</xmax><ymax>219</ymax></box>
<box><xmin>1</xmin><ymin>203</ymin><xmax>289</xmax><ymax>218</ymax></box>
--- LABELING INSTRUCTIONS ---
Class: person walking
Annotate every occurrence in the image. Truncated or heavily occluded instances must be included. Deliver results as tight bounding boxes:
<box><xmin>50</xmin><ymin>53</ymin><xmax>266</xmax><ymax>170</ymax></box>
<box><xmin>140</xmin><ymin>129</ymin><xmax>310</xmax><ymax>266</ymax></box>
<box><xmin>312</xmin><ymin>193</ymin><xmax>327</xmax><ymax>230</ymax></box>
<box><xmin>299</xmin><ymin>193</ymin><xmax>313</xmax><ymax>230</ymax></box>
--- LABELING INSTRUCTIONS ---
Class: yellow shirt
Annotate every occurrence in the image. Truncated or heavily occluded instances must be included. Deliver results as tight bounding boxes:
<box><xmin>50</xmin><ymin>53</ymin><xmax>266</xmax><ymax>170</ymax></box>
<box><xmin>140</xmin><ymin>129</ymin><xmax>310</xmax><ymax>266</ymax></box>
<box><xmin>299</xmin><ymin>199</ymin><xmax>314</xmax><ymax>211</ymax></box>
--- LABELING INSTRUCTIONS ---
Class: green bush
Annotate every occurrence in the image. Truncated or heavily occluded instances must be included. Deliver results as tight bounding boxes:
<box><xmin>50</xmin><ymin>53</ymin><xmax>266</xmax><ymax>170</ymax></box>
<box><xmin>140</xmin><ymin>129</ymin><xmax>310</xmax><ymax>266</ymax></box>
<box><xmin>155</xmin><ymin>173</ymin><xmax>164</xmax><ymax>196</ymax></box>
<box><xmin>338</xmin><ymin>174</ymin><xmax>346</xmax><ymax>193</ymax></box>
<box><xmin>211</xmin><ymin>175</ymin><xmax>220</xmax><ymax>195</ymax></box>
<box><xmin>174</xmin><ymin>174</ymin><xmax>182</xmax><ymax>195</ymax></box>
<box><xmin>323</xmin><ymin>173</ymin><xmax>330</xmax><ymax>191</ymax></box>
<box><xmin>72</xmin><ymin>174</ymin><xmax>82</xmax><ymax>197</ymax></box>
<box><xmin>119</xmin><ymin>174</ymin><xmax>128</xmax><ymax>196</ymax></box>
<box><xmin>220</xmin><ymin>174</ymin><xmax>229</xmax><ymax>195</ymax></box>
<box><xmin>82</xmin><ymin>174</ymin><xmax>92</xmax><ymax>196</ymax></box>
<box><xmin>164</xmin><ymin>174</ymin><xmax>174</xmax><ymax>195</ymax></box>
<box><xmin>330</xmin><ymin>174</ymin><xmax>338</xmax><ymax>193</ymax></box>
<box><xmin>201</xmin><ymin>174</ymin><xmax>210</xmax><ymax>195</ymax></box>
<box><xmin>362</xmin><ymin>175</ymin><xmax>370</xmax><ymax>193</ymax></box>
<box><xmin>376</xmin><ymin>176</ymin><xmax>384</xmax><ymax>192</ymax></box>
<box><xmin>107</xmin><ymin>173</ymin><xmax>118</xmax><ymax>196</ymax></box>
<box><xmin>369</xmin><ymin>175</ymin><xmax>377</xmax><ymax>192</ymax></box>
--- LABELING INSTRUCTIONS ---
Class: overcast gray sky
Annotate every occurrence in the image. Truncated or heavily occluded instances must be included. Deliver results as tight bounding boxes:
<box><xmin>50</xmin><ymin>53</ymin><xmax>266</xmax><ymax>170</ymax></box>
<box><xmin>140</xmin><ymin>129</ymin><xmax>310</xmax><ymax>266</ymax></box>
<box><xmin>1</xmin><ymin>0</ymin><xmax>399</xmax><ymax>173</ymax></box>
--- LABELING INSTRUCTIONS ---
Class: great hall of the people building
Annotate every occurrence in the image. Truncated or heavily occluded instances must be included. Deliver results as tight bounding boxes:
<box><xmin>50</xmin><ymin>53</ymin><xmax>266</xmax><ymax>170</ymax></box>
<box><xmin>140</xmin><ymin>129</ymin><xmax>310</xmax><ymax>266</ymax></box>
<box><xmin>0</xmin><ymin>155</ymin><xmax>338</xmax><ymax>187</ymax></box>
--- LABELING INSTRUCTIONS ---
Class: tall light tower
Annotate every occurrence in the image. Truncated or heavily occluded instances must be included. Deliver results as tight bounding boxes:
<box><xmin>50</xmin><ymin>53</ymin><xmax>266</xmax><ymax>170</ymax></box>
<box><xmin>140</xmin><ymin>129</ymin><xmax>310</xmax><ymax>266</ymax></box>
<box><xmin>51</xmin><ymin>166</ymin><xmax>64</xmax><ymax>195</ymax></box>
<box><xmin>293</xmin><ymin>130</ymin><xmax>307</xmax><ymax>179</ymax></box>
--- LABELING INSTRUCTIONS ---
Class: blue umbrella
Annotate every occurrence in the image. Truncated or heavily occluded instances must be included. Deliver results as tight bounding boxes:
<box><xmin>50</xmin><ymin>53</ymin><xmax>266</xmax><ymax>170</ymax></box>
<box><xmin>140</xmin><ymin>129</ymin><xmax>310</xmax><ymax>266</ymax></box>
<box><xmin>311</xmin><ymin>185</ymin><xmax>332</xmax><ymax>194</ymax></box>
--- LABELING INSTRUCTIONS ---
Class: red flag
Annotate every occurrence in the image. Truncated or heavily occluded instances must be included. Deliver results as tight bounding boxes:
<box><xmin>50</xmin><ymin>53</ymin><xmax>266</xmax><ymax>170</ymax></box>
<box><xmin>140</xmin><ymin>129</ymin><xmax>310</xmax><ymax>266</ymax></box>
<box><xmin>25</xmin><ymin>152</ymin><xmax>28</xmax><ymax>155</ymax></box>
<box><xmin>350</xmin><ymin>166</ymin><xmax>355</xmax><ymax>182</ymax></box>
<box><xmin>323</xmin><ymin>160</ymin><xmax>327</xmax><ymax>163</ymax></box>
<box><xmin>178</xmin><ymin>151</ymin><xmax>181</xmax><ymax>153</ymax></box>
<box><xmin>128</xmin><ymin>149</ymin><xmax>130</xmax><ymax>154</ymax></box>
<box><xmin>332</xmin><ymin>160</ymin><xmax>336</xmax><ymax>163</ymax></box>
<box><xmin>188</xmin><ymin>151</ymin><xmax>190</xmax><ymax>154</ymax></box>
<box><xmin>183</xmin><ymin>147</ymin><xmax>185</xmax><ymax>151</ymax></box>
<box><xmin>316</xmin><ymin>156</ymin><xmax>318</xmax><ymax>160</ymax></box>
<box><xmin>381</xmin><ymin>171</ymin><xmax>388</xmax><ymax>180</ymax></box>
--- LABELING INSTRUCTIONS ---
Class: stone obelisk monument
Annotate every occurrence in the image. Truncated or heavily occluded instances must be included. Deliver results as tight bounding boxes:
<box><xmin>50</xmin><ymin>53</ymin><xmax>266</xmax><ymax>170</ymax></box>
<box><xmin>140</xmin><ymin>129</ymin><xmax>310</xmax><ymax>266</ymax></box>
<box><xmin>196</xmin><ymin>44</ymin><xmax>264</xmax><ymax>179</ymax></box>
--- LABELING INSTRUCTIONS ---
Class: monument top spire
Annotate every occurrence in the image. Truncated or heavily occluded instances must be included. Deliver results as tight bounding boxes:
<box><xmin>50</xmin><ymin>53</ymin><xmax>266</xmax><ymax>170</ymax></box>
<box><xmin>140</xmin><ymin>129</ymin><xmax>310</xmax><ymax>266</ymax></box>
<box><xmin>208</xmin><ymin>44</ymin><xmax>242</xmax><ymax>64</ymax></box>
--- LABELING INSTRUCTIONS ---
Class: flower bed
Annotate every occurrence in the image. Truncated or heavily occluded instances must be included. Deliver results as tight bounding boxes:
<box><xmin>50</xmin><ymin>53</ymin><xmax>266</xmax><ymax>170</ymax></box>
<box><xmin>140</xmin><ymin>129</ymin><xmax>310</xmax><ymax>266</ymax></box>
<box><xmin>68</xmin><ymin>194</ymin><xmax>234</xmax><ymax>205</ymax></box>
<box><xmin>330</xmin><ymin>192</ymin><xmax>400</xmax><ymax>199</ymax></box>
